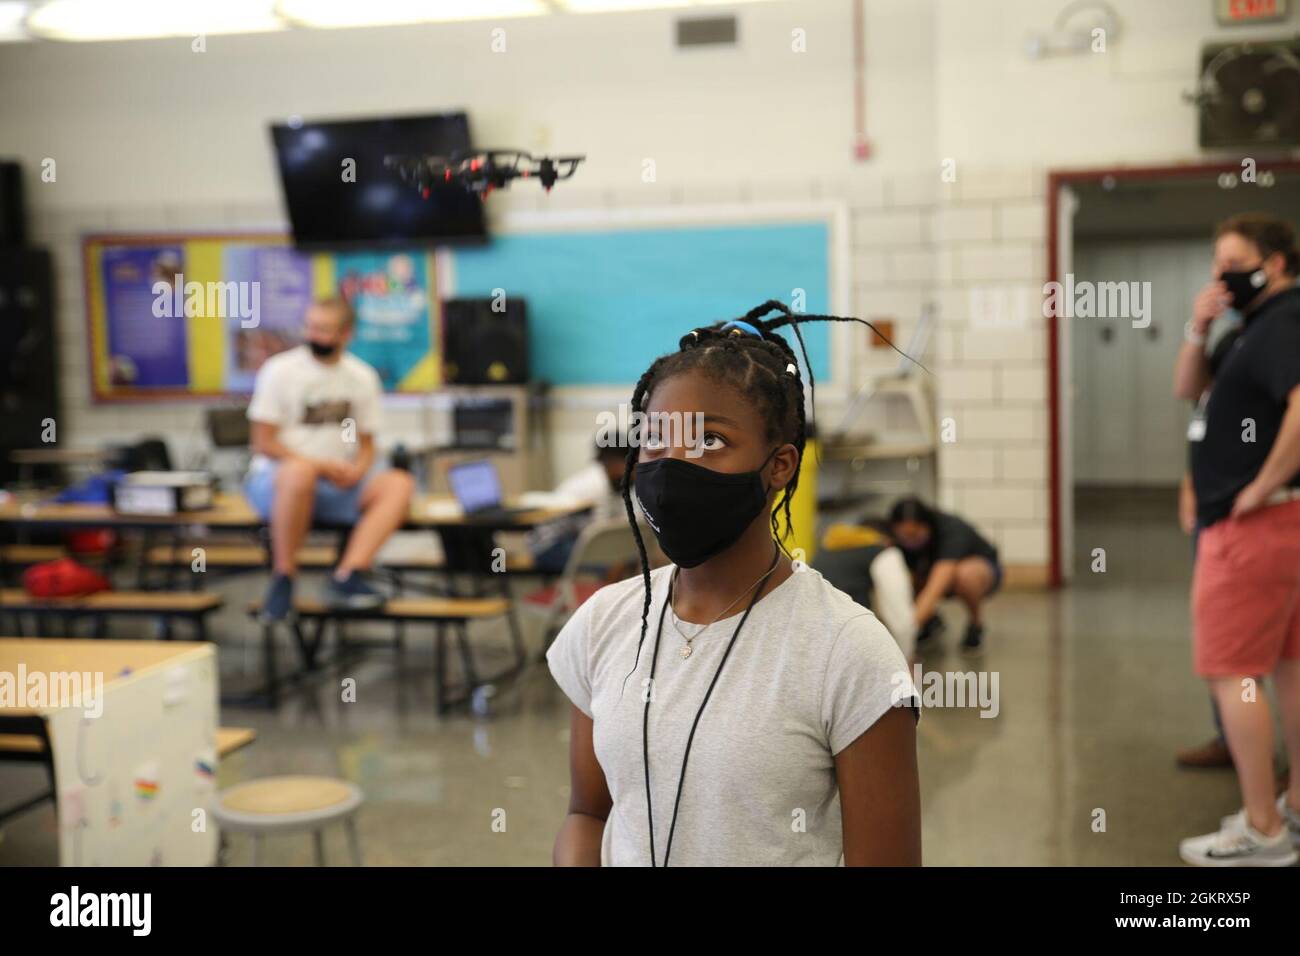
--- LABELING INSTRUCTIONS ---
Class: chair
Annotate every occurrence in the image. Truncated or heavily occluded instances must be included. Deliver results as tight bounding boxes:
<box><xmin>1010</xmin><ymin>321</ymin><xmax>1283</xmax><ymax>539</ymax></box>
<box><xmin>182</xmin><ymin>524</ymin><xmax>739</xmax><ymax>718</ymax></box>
<box><xmin>521</xmin><ymin>517</ymin><xmax>648</xmax><ymax>649</ymax></box>
<box><xmin>212</xmin><ymin>775</ymin><xmax>364</xmax><ymax>866</ymax></box>
<box><xmin>112</xmin><ymin>436</ymin><xmax>174</xmax><ymax>473</ymax></box>
<box><xmin>205</xmin><ymin>405</ymin><xmax>251</xmax><ymax>450</ymax></box>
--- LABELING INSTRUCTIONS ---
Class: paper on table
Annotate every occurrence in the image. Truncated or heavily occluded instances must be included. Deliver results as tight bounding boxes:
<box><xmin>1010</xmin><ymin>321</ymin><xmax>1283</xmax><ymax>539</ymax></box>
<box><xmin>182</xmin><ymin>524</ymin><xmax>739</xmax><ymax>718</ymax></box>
<box><xmin>424</xmin><ymin>500</ymin><xmax>464</xmax><ymax>519</ymax></box>
<box><xmin>515</xmin><ymin>491</ymin><xmax>583</xmax><ymax>509</ymax></box>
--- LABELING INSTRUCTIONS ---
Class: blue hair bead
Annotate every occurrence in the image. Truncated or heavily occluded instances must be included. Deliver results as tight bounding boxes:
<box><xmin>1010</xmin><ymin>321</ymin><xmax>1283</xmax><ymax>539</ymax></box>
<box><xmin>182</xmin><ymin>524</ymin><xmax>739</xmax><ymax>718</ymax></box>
<box><xmin>720</xmin><ymin>320</ymin><xmax>762</xmax><ymax>337</ymax></box>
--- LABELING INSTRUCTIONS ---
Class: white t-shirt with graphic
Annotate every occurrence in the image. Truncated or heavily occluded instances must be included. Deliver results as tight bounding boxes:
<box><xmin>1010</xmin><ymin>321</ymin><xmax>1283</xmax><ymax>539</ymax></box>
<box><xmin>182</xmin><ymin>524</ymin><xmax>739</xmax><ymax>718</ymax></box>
<box><xmin>246</xmin><ymin>346</ymin><xmax>383</xmax><ymax>470</ymax></box>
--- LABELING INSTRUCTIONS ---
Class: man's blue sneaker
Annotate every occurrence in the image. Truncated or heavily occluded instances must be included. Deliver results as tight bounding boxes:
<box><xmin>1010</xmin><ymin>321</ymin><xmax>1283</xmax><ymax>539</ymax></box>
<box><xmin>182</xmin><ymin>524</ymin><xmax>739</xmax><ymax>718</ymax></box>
<box><xmin>260</xmin><ymin>574</ymin><xmax>295</xmax><ymax>623</ymax></box>
<box><xmin>326</xmin><ymin>570</ymin><xmax>386</xmax><ymax>610</ymax></box>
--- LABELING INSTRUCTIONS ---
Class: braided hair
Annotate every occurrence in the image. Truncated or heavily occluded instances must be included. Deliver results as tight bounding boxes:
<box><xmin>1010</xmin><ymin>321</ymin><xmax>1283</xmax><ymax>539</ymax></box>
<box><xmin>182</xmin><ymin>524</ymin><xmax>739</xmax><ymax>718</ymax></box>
<box><xmin>618</xmin><ymin>300</ymin><xmax>924</xmax><ymax>692</ymax></box>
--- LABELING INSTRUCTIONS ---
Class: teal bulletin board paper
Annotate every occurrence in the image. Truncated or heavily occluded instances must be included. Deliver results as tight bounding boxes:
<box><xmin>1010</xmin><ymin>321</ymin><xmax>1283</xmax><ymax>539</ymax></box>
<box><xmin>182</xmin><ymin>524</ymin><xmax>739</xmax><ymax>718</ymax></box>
<box><xmin>449</xmin><ymin>222</ymin><xmax>831</xmax><ymax>385</ymax></box>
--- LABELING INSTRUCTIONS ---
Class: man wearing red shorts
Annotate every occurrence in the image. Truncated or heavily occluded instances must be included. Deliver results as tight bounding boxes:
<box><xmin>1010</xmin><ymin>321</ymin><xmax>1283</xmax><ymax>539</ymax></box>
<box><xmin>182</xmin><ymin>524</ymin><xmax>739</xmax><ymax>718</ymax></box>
<box><xmin>1179</xmin><ymin>214</ymin><xmax>1300</xmax><ymax>866</ymax></box>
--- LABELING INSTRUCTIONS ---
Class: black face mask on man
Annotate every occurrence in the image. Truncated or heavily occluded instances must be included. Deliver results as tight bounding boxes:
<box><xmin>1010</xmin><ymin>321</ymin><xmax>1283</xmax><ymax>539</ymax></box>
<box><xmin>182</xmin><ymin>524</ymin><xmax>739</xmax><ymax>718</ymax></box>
<box><xmin>633</xmin><ymin>447</ymin><xmax>779</xmax><ymax>569</ymax></box>
<box><xmin>309</xmin><ymin>340</ymin><xmax>339</xmax><ymax>359</ymax></box>
<box><xmin>1219</xmin><ymin>265</ymin><xmax>1269</xmax><ymax>312</ymax></box>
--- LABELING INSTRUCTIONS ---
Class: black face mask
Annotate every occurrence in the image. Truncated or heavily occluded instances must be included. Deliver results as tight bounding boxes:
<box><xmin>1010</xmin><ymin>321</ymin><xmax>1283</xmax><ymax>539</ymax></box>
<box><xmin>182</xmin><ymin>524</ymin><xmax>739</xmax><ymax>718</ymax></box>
<box><xmin>1220</xmin><ymin>266</ymin><xmax>1268</xmax><ymax>312</ymax></box>
<box><xmin>633</xmin><ymin>448</ymin><xmax>778</xmax><ymax>569</ymax></box>
<box><xmin>308</xmin><ymin>340</ymin><xmax>339</xmax><ymax>359</ymax></box>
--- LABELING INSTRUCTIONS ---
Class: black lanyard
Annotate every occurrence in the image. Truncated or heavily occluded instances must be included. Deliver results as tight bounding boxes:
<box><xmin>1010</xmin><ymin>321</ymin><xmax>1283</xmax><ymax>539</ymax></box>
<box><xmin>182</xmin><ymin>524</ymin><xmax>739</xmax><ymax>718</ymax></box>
<box><xmin>641</xmin><ymin>547</ymin><xmax>779</xmax><ymax>867</ymax></box>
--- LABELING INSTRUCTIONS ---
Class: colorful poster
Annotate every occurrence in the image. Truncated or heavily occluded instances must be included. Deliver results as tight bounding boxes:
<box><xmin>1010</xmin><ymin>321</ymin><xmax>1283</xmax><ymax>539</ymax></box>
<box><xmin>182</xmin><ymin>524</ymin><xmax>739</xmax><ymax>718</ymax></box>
<box><xmin>84</xmin><ymin>233</ymin><xmax>440</xmax><ymax>400</ymax></box>
<box><xmin>100</xmin><ymin>245</ymin><xmax>189</xmax><ymax>388</ymax></box>
<box><xmin>334</xmin><ymin>251</ymin><xmax>435</xmax><ymax>391</ymax></box>
<box><xmin>223</xmin><ymin>244</ymin><xmax>313</xmax><ymax>393</ymax></box>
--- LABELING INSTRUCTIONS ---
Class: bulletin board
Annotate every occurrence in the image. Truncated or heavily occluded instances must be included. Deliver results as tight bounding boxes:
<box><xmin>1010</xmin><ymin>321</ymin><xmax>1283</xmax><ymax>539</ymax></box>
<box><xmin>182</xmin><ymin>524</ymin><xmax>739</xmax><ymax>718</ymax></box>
<box><xmin>446</xmin><ymin>215</ymin><xmax>835</xmax><ymax>386</ymax></box>
<box><xmin>83</xmin><ymin>233</ymin><xmax>441</xmax><ymax>401</ymax></box>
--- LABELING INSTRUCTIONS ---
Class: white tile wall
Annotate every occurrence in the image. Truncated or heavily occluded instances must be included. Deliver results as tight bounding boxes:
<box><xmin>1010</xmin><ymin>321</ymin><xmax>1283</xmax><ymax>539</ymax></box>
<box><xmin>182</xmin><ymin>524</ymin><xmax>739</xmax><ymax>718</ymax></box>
<box><xmin>955</xmin><ymin>243</ymin><xmax>1040</xmax><ymax>283</ymax></box>
<box><xmin>959</xmin><ymin>326</ymin><xmax>1039</xmax><ymax>364</ymax></box>
<box><xmin>995</xmin><ymin>522</ymin><xmax>1049</xmax><ymax>564</ymax></box>
<box><xmin>938</xmin><ymin>445</ymin><xmax>997</xmax><ymax>482</ymax></box>
<box><xmin>959</xmin><ymin>407</ymin><xmax>1036</xmax><ymax>443</ymax></box>
<box><xmin>888</xmin><ymin>248</ymin><xmax>936</xmax><ymax>284</ymax></box>
<box><xmin>1000</xmin><ymin>447</ymin><xmax>1048</xmax><ymax>483</ymax></box>
<box><xmin>997</xmin><ymin>200</ymin><xmax>1047</xmax><ymax>242</ymax></box>
<box><xmin>931</xmin><ymin>205</ymin><xmax>995</xmax><ymax>244</ymax></box>
<box><xmin>937</xmin><ymin>367</ymin><xmax>996</xmax><ymax>403</ymax></box>
<box><xmin>998</xmin><ymin>366</ymin><xmax>1047</xmax><ymax>403</ymax></box>
<box><xmin>852</xmin><ymin>208</ymin><xmax>929</xmax><ymax>247</ymax></box>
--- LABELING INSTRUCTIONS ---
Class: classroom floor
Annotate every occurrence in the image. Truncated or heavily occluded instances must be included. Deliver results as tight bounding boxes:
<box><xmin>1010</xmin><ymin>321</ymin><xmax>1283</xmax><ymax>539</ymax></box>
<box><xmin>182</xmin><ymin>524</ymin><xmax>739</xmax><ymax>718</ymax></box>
<box><xmin>0</xmin><ymin>489</ymin><xmax>1254</xmax><ymax>866</ymax></box>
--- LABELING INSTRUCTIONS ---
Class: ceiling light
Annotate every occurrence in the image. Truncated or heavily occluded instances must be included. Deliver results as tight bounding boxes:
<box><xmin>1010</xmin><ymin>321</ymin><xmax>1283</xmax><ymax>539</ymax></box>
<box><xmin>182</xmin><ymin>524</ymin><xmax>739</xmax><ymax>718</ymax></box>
<box><xmin>556</xmin><ymin>0</ymin><xmax>770</xmax><ymax>10</ymax></box>
<box><xmin>275</xmin><ymin>0</ymin><xmax>547</xmax><ymax>28</ymax></box>
<box><xmin>557</xmin><ymin>1</ymin><xmax>690</xmax><ymax>10</ymax></box>
<box><xmin>0</xmin><ymin>1</ymin><xmax>30</xmax><ymax>41</ymax></box>
<box><xmin>25</xmin><ymin>0</ymin><xmax>284</xmax><ymax>42</ymax></box>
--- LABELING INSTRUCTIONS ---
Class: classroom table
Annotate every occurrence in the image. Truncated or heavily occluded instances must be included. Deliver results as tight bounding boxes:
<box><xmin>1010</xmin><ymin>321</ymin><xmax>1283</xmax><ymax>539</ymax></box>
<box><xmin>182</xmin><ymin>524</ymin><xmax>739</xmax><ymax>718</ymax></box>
<box><xmin>0</xmin><ymin>491</ymin><xmax>592</xmax><ymax>708</ymax></box>
<box><xmin>0</xmin><ymin>638</ymin><xmax>219</xmax><ymax>864</ymax></box>
<box><xmin>8</xmin><ymin>448</ymin><xmax>117</xmax><ymax>488</ymax></box>
<box><xmin>0</xmin><ymin>490</ymin><xmax>589</xmax><ymax>589</ymax></box>
<box><xmin>0</xmin><ymin>491</ymin><xmax>589</xmax><ymax>532</ymax></box>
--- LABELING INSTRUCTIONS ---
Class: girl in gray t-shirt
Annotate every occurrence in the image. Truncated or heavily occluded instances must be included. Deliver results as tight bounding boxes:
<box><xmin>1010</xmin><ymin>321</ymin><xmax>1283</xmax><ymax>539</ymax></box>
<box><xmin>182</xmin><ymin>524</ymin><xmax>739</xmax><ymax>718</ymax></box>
<box><xmin>547</xmin><ymin>304</ymin><xmax>922</xmax><ymax>866</ymax></box>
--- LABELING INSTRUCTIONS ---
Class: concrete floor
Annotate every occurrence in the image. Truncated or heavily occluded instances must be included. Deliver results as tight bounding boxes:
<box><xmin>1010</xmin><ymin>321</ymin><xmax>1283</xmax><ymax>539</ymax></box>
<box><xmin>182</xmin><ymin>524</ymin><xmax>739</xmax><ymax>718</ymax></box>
<box><xmin>0</xmin><ymin>490</ymin><xmax>1265</xmax><ymax>865</ymax></box>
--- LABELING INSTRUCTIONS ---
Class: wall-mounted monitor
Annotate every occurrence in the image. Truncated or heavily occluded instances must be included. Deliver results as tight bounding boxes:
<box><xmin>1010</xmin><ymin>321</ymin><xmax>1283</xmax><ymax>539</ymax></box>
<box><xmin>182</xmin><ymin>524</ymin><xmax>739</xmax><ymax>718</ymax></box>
<box><xmin>270</xmin><ymin>112</ymin><xmax>487</xmax><ymax>250</ymax></box>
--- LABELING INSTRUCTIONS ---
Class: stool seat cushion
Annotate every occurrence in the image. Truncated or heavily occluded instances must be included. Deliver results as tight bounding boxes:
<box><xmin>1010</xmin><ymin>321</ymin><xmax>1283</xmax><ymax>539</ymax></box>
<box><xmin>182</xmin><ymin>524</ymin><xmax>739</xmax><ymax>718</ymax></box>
<box><xmin>213</xmin><ymin>776</ymin><xmax>363</xmax><ymax>830</ymax></box>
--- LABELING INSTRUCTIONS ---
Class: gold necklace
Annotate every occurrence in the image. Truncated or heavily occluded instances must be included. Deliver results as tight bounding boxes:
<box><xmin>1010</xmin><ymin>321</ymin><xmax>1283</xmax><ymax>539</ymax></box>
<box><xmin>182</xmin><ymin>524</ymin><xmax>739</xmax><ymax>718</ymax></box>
<box><xmin>669</xmin><ymin>556</ymin><xmax>780</xmax><ymax>660</ymax></box>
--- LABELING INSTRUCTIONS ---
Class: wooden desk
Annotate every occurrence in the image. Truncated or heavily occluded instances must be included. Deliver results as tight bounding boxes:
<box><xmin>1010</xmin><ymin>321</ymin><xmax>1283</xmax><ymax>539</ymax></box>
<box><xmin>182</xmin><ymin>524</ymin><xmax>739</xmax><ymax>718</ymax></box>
<box><xmin>0</xmin><ymin>490</ymin><xmax>584</xmax><ymax>588</ymax></box>
<box><xmin>9</xmin><ymin>448</ymin><xmax>115</xmax><ymax>467</ymax></box>
<box><xmin>0</xmin><ymin>493</ymin><xmax>589</xmax><ymax>709</ymax></box>
<box><xmin>9</xmin><ymin>449</ymin><xmax>116</xmax><ymax>488</ymax></box>
<box><xmin>0</xmin><ymin>494</ymin><xmax>590</xmax><ymax>530</ymax></box>
<box><xmin>0</xmin><ymin>725</ymin><xmax>255</xmax><ymax>759</ymax></box>
<box><xmin>0</xmin><ymin>492</ymin><xmax>589</xmax><ymax>533</ymax></box>
<box><xmin>216</xmin><ymin>726</ymin><xmax>257</xmax><ymax>758</ymax></box>
<box><xmin>0</xmin><ymin>638</ymin><xmax>219</xmax><ymax>865</ymax></box>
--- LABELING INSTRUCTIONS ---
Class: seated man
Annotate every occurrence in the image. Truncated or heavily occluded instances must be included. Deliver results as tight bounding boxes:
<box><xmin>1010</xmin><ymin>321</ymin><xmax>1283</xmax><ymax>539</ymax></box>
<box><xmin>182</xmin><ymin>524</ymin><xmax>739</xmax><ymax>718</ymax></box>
<box><xmin>244</xmin><ymin>296</ymin><xmax>415</xmax><ymax>619</ymax></box>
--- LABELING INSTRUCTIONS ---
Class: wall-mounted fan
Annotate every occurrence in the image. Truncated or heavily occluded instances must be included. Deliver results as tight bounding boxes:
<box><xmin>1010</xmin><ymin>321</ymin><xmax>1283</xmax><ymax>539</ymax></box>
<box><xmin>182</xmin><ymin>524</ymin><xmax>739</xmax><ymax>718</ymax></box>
<box><xmin>1187</xmin><ymin>38</ymin><xmax>1300</xmax><ymax>149</ymax></box>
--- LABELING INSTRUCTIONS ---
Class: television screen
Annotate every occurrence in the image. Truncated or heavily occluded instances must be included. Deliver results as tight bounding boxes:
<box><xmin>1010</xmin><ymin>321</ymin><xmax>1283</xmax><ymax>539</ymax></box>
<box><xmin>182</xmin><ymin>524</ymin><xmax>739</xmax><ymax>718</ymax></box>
<box><xmin>270</xmin><ymin>112</ymin><xmax>486</xmax><ymax>250</ymax></box>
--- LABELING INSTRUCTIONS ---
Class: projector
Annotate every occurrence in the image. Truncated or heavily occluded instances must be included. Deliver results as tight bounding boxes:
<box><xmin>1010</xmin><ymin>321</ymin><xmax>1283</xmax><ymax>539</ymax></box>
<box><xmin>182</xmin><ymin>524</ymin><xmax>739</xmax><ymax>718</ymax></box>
<box><xmin>111</xmin><ymin>472</ymin><xmax>215</xmax><ymax>516</ymax></box>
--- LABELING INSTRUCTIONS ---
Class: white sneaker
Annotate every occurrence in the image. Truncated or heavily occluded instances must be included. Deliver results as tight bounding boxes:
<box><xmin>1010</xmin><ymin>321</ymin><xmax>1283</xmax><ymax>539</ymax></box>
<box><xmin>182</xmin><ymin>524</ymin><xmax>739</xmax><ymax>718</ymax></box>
<box><xmin>1279</xmin><ymin>794</ymin><xmax>1300</xmax><ymax>847</ymax></box>
<box><xmin>1180</xmin><ymin>810</ymin><xmax>1298</xmax><ymax>867</ymax></box>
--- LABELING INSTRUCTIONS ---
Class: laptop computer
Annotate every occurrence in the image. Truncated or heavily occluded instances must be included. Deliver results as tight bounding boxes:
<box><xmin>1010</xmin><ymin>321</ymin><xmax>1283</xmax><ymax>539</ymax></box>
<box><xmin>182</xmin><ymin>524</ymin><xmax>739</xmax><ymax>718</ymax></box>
<box><xmin>446</xmin><ymin>459</ymin><xmax>528</xmax><ymax>522</ymax></box>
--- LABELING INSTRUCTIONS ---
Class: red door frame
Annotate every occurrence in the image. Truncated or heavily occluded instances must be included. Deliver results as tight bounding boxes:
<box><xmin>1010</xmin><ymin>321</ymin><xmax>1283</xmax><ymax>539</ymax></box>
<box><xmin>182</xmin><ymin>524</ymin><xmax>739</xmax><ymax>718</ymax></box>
<box><xmin>1045</xmin><ymin>159</ymin><xmax>1300</xmax><ymax>588</ymax></box>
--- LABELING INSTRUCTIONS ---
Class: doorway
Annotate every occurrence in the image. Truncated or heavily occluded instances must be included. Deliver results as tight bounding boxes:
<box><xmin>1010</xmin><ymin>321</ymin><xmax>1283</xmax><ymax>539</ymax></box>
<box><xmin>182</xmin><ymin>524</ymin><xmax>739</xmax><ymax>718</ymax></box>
<box><xmin>1047</xmin><ymin>162</ymin><xmax>1300</xmax><ymax>584</ymax></box>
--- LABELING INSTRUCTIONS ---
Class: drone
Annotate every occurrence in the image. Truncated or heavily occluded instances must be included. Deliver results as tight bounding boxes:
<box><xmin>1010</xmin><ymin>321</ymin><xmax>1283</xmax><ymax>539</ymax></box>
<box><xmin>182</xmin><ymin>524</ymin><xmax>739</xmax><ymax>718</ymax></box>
<box><xmin>384</xmin><ymin>149</ymin><xmax>586</xmax><ymax>197</ymax></box>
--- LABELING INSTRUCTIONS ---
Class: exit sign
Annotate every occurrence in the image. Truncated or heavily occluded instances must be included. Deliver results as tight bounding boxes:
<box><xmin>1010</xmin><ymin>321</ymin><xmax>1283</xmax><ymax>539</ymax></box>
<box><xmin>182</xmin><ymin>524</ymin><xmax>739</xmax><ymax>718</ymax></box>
<box><xmin>1216</xmin><ymin>0</ymin><xmax>1289</xmax><ymax>23</ymax></box>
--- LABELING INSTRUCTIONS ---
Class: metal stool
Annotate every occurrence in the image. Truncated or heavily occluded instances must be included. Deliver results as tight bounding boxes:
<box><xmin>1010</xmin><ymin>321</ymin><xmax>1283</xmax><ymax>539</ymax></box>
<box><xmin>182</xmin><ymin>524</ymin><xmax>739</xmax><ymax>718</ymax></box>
<box><xmin>213</xmin><ymin>775</ymin><xmax>364</xmax><ymax>866</ymax></box>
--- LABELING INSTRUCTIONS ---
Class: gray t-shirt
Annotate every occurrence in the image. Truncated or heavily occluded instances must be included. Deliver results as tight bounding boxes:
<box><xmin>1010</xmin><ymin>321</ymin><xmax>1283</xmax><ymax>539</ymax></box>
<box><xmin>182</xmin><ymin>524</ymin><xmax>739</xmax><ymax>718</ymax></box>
<box><xmin>546</xmin><ymin>564</ymin><xmax>916</xmax><ymax>866</ymax></box>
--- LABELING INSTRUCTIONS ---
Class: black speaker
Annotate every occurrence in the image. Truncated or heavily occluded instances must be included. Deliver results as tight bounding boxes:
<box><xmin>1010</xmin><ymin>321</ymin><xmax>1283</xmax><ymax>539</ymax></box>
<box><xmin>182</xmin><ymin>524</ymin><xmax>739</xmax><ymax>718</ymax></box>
<box><xmin>0</xmin><ymin>248</ymin><xmax>58</xmax><ymax>485</ymax></box>
<box><xmin>441</xmin><ymin>297</ymin><xmax>529</xmax><ymax>385</ymax></box>
<box><xmin>0</xmin><ymin>161</ymin><xmax>27</xmax><ymax>247</ymax></box>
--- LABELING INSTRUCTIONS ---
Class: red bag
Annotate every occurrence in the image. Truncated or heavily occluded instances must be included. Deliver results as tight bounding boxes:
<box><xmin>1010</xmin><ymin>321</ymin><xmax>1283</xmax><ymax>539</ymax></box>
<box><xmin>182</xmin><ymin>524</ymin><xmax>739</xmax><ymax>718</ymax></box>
<box><xmin>66</xmin><ymin>529</ymin><xmax>117</xmax><ymax>555</ymax></box>
<box><xmin>22</xmin><ymin>558</ymin><xmax>112</xmax><ymax>599</ymax></box>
